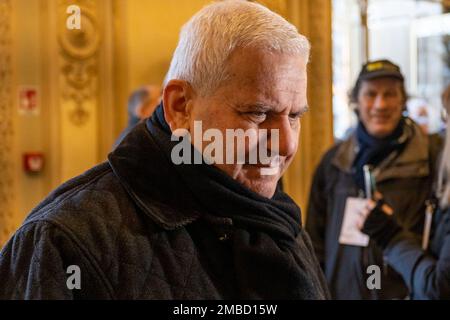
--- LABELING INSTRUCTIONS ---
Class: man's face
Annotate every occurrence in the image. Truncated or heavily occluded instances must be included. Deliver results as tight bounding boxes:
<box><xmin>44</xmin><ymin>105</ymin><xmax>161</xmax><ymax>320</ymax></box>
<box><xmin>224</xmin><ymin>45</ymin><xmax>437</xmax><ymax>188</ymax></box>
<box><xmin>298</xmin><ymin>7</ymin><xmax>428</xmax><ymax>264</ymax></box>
<box><xmin>188</xmin><ymin>48</ymin><xmax>308</xmax><ymax>198</ymax></box>
<box><xmin>357</xmin><ymin>78</ymin><xmax>405</xmax><ymax>138</ymax></box>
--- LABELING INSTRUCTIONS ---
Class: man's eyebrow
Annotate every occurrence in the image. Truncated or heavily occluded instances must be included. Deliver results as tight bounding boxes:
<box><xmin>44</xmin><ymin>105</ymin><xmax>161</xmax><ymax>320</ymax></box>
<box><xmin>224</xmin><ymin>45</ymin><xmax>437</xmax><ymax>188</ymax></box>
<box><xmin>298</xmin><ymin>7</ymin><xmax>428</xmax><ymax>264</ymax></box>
<box><xmin>300</xmin><ymin>105</ymin><xmax>309</xmax><ymax>114</ymax></box>
<box><xmin>290</xmin><ymin>105</ymin><xmax>309</xmax><ymax>116</ymax></box>
<box><xmin>235</xmin><ymin>103</ymin><xmax>273</xmax><ymax>112</ymax></box>
<box><xmin>236</xmin><ymin>103</ymin><xmax>309</xmax><ymax>115</ymax></box>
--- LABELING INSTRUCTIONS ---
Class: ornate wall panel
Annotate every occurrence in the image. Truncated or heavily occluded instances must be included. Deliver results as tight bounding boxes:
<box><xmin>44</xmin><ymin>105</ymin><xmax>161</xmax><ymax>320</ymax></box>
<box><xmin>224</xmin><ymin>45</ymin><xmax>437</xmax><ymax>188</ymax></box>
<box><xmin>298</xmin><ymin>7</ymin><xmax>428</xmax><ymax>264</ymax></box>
<box><xmin>58</xmin><ymin>0</ymin><xmax>100</xmax><ymax>127</ymax></box>
<box><xmin>0</xmin><ymin>0</ymin><xmax>15</xmax><ymax>246</ymax></box>
<box><xmin>55</xmin><ymin>0</ymin><xmax>114</xmax><ymax>182</ymax></box>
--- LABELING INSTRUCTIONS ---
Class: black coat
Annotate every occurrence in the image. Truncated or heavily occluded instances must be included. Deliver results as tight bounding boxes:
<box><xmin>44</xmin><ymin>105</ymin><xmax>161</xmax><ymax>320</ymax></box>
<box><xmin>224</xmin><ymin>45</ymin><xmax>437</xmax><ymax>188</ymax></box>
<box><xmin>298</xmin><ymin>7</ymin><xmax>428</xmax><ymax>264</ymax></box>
<box><xmin>306</xmin><ymin>120</ymin><xmax>442</xmax><ymax>299</ymax></box>
<box><xmin>0</xmin><ymin>120</ymin><xmax>329</xmax><ymax>300</ymax></box>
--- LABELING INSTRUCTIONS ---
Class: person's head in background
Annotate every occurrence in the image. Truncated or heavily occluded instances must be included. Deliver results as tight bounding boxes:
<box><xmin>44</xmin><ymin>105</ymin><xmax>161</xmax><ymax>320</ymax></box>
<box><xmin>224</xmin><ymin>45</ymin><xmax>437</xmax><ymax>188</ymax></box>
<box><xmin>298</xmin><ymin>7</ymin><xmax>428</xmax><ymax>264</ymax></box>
<box><xmin>114</xmin><ymin>84</ymin><xmax>162</xmax><ymax>149</ymax></box>
<box><xmin>350</xmin><ymin>59</ymin><xmax>407</xmax><ymax>139</ymax></box>
<box><xmin>407</xmin><ymin>98</ymin><xmax>429</xmax><ymax>134</ymax></box>
<box><xmin>438</xmin><ymin>84</ymin><xmax>450</xmax><ymax>209</ymax></box>
<box><xmin>127</xmin><ymin>84</ymin><xmax>161</xmax><ymax>126</ymax></box>
<box><xmin>162</xmin><ymin>0</ymin><xmax>310</xmax><ymax>198</ymax></box>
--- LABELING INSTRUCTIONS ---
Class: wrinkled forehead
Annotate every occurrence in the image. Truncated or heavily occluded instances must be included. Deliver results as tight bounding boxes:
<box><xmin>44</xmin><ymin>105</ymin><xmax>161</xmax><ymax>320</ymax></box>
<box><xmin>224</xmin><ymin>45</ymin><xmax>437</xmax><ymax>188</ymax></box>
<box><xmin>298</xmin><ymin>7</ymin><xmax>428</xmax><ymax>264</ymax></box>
<box><xmin>227</xmin><ymin>48</ymin><xmax>306</xmax><ymax>77</ymax></box>
<box><xmin>220</xmin><ymin>48</ymin><xmax>307</xmax><ymax>100</ymax></box>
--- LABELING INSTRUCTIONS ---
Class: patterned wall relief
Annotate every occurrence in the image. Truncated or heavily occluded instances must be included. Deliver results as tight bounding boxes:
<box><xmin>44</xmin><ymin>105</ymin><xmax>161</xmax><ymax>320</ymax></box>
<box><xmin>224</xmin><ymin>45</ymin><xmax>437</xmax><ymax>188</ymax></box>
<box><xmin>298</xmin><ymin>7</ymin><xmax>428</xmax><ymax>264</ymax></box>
<box><xmin>0</xmin><ymin>0</ymin><xmax>15</xmax><ymax>246</ymax></box>
<box><xmin>58</xmin><ymin>0</ymin><xmax>100</xmax><ymax>126</ymax></box>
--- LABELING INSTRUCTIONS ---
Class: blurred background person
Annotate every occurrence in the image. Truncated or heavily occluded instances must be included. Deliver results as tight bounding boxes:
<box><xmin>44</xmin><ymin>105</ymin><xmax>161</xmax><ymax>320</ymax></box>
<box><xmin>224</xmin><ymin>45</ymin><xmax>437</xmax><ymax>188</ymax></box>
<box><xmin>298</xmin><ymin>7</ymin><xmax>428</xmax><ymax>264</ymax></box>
<box><xmin>306</xmin><ymin>59</ymin><xmax>443</xmax><ymax>299</ymax></box>
<box><xmin>440</xmin><ymin>85</ymin><xmax>450</xmax><ymax>138</ymax></box>
<box><xmin>360</xmin><ymin>83</ymin><xmax>450</xmax><ymax>299</ymax></box>
<box><xmin>114</xmin><ymin>84</ymin><xmax>162</xmax><ymax>147</ymax></box>
<box><xmin>407</xmin><ymin>98</ymin><xmax>430</xmax><ymax>134</ymax></box>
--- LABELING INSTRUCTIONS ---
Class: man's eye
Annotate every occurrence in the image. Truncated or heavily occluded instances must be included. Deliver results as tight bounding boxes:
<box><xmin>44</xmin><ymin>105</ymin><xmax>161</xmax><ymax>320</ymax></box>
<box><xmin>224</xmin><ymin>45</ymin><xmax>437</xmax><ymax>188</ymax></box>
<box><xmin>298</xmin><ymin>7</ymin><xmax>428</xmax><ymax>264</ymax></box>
<box><xmin>247</xmin><ymin>111</ymin><xmax>267</xmax><ymax>119</ymax></box>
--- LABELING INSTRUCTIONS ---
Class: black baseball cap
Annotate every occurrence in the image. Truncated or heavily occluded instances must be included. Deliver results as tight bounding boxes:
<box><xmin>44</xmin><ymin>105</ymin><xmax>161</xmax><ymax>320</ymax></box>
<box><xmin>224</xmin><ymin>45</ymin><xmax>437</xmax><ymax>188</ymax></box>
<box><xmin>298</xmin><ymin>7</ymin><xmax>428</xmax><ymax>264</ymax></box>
<box><xmin>357</xmin><ymin>59</ymin><xmax>404</xmax><ymax>82</ymax></box>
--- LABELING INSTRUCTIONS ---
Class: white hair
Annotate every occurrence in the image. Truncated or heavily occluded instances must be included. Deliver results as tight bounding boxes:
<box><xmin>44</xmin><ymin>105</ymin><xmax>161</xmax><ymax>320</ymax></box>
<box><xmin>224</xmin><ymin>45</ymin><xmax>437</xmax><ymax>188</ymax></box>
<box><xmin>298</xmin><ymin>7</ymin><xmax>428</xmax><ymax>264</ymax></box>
<box><xmin>165</xmin><ymin>0</ymin><xmax>310</xmax><ymax>96</ymax></box>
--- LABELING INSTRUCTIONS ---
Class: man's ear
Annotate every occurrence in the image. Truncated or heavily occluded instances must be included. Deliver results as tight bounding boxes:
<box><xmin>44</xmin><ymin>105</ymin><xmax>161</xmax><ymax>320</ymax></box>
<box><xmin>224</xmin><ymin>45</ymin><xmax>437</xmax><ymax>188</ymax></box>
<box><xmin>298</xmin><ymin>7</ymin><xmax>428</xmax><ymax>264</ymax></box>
<box><xmin>163</xmin><ymin>79</ymin><xmax>194</xmax><ymax>133</ymax></box>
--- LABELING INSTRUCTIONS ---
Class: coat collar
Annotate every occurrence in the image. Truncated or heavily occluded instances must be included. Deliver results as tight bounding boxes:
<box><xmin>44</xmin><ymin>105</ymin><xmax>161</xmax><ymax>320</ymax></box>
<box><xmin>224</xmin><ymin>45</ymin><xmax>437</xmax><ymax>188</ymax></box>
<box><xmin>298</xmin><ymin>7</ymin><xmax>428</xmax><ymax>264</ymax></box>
<box><xmin>108</xmin><ymin>121</ymin><xmax>201</xmax><ymax>230</ymax></box>
<box><xmin>331</xmin><ymin>118</ymin><xmax>431</xmax><ymax>182</ymax></box>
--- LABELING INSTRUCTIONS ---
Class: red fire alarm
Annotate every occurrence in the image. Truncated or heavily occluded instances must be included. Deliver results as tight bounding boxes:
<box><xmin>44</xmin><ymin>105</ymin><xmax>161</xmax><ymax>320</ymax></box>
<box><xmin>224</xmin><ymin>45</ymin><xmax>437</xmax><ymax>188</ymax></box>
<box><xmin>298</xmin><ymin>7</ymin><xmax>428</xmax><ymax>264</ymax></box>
<box><xmin>23</xmin><ymin>153</ymin><xmax>44</xmax><ymax>173</ymax></box>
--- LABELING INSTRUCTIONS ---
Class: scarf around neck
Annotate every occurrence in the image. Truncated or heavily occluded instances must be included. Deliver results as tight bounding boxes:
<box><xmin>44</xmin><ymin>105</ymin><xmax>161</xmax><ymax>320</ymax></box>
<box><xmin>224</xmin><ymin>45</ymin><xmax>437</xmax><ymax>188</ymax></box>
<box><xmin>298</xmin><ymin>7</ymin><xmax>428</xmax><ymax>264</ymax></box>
<box><xmin>140</xmin><ymin>103</ymin><xmax>329</xmax><ymax>299</ymax></box>
<box><xmin>149</xmin><ymin>103</ymin><xmax>303</xmax><ymax>239</ymax></box>
<box><xmin>353</xmin><ymin>118</ymin><xmax>408</xmax><ymax>192</ymax></box>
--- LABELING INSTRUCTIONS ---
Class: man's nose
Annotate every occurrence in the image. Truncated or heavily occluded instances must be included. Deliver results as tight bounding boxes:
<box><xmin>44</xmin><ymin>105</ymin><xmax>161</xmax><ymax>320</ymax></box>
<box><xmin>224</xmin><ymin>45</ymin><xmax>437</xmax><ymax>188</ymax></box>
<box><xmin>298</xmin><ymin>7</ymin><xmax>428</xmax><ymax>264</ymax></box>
<box><xmin>267</xmin><ymin>118</ymin><xmax>297</xmax><ymax>157</ymax></box>
<box><xmin>373</xmin><ymin>94</ymin><xmax>389</xmax><ymax>110</ymax></box>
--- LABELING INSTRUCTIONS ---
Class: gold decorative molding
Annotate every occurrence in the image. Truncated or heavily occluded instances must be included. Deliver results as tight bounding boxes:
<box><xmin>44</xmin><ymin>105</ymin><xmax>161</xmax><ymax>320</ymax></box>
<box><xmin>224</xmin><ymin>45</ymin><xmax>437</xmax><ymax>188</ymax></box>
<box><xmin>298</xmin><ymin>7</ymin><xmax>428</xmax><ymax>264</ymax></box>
<box><xmin>0</xmin><ymin>0</ymin><xmax>15</xmax><ymax>246</ymax></box>
<box><xmin>58</xmin><ymin>0</ymin><xmax>100</xmax><ymax>126</ymax></box>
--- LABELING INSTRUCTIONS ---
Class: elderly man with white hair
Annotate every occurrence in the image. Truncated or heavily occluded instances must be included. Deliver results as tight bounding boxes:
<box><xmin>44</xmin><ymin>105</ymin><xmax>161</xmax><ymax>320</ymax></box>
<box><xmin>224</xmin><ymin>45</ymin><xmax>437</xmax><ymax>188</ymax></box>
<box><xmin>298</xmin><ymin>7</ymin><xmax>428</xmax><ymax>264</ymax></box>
<box><xmin>0</xmin><ymin>0</ymin><xmax>329</xmax><ymax>299</ymax></box>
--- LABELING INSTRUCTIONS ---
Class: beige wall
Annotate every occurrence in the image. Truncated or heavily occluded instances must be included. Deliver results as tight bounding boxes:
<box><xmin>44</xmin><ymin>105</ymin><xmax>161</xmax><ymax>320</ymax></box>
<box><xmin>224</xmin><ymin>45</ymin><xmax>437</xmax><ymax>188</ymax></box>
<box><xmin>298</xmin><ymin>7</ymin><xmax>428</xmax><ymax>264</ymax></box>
<box><xmin>12</xmin><ymin>0</ymin><xmax>48</xmax><ymax>226</ymax></box>
<box><xmin>126</xmin><ymin>0</ymin><xmax>210</xmax><ymax>87</ymax></box>
<box><xmin>115</xmin><ymin>0</ymin><xmax>211</xmax><ymax>134</ymax></box>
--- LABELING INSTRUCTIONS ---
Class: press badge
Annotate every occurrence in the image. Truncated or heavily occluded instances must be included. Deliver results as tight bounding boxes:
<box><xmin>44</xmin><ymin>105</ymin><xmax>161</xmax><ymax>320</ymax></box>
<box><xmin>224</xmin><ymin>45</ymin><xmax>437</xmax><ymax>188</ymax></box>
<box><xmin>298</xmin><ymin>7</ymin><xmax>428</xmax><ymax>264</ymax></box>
<box><xmin>338</xmin><ymin>197</ymin><xmax>370</xmax><ymax>247</ymax></box>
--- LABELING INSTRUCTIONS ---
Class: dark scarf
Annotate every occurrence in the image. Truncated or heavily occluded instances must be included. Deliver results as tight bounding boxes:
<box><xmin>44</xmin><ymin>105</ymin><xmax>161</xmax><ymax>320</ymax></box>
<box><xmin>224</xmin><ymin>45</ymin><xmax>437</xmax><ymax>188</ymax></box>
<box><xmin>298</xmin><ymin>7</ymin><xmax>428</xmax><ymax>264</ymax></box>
<box><xmin>353</xmin><ymin>118</ymin><xmax>407</xmax><ymax>192</ymax></box>
<box><xmin>143</xmin><ymin>104</ymin><xmax>328</xmax><ymax>299</ymax></box>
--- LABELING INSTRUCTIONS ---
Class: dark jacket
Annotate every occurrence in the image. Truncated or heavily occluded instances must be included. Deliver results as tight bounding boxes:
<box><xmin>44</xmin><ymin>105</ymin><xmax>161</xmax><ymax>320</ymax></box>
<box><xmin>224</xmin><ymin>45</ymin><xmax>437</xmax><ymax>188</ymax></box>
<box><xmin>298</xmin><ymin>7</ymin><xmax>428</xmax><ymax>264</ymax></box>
<box><xmin>306</xmin><ymin>119</ymin><xmax>442</xmax><ymax>299</ymax></box>
<box><xmin>382</xmin><ymin>207</ymin><xmax>450</xmax><ymax>299</ymax></box>
<box><xmin>0</xmin><ymin>118</ymin><xmax>329</xmax><ymax>300</ymax></box>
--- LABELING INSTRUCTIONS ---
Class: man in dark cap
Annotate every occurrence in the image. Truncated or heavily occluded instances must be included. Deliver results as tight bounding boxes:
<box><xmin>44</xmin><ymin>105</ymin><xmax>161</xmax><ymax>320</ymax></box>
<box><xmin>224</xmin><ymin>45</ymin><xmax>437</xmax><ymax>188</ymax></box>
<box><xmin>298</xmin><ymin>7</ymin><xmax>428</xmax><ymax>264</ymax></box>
<box><xmin>306</xmin><ymin>59</ymin><xmax>442</xmax><ymax>299</ymax></box>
